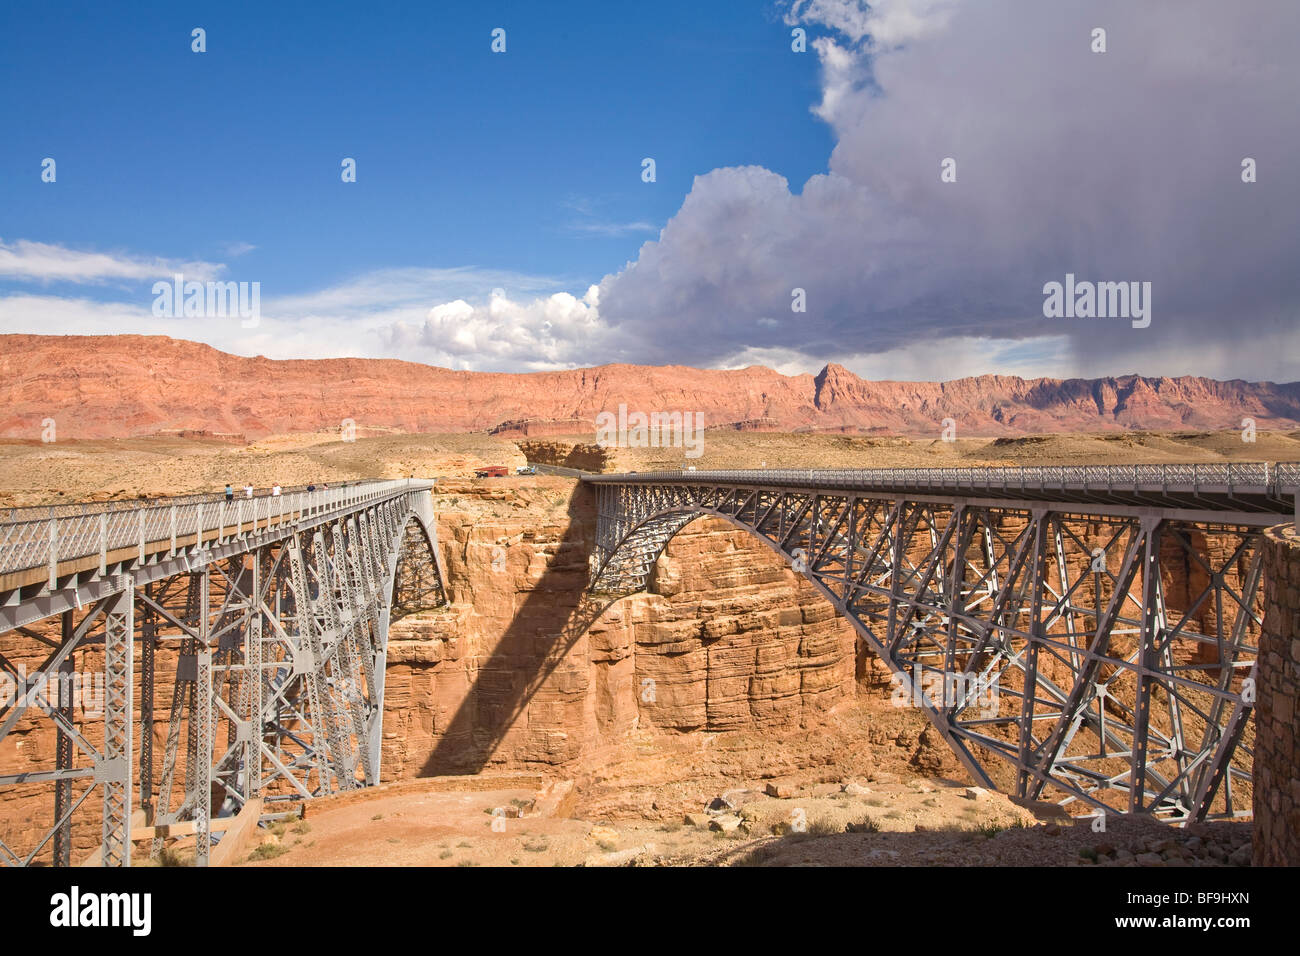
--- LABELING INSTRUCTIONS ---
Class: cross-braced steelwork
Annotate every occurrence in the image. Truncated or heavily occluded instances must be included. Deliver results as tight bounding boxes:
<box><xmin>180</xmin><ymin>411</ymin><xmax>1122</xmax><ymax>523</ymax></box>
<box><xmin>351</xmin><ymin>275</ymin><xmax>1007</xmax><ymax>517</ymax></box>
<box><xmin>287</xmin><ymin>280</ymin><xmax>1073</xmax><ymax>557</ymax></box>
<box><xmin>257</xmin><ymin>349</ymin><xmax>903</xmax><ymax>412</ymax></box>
<box><xmin>0</xmin><ymin>479</ymin><xmax>447</xmax><ymax>866</ymax></box>
<box><xmin>586</xmin><ymin>464</ymin><xmax>1300</xmax><ymax>824</ymax></box>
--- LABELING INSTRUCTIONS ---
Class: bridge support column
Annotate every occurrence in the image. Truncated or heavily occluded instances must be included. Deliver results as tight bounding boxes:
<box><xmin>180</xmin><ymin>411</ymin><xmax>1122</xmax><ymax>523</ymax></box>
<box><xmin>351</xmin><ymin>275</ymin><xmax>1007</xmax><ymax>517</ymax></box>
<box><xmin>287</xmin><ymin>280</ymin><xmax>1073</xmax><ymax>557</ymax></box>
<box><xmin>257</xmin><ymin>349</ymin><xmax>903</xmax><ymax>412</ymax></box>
<box><xmin>194</xmin><ymin>648</ymin><xmax>213</xmax><ymax>866</ymax></box>
<box><xmin>139</xmin><ymin>596</ymin><xmax>156</xmax><ymax>823</ymax></box>
<box><xmin>370</xmin><ymin>602</ymin><xmax>390</xmax><ymax>782</ymax></box>
<box><xmin>52</xmin><ymin>610</ymin><xmax>74</xmax><ymax>867</ymax></box>
<box><xmin>100</xmin><ymin>579</ymin><xmax>134</xmax><ymax>868</ymax></box>
<box><xmin>245</xmin><ymin>555</ymin><xmax>263</xmax><ymax>802</ymax></box>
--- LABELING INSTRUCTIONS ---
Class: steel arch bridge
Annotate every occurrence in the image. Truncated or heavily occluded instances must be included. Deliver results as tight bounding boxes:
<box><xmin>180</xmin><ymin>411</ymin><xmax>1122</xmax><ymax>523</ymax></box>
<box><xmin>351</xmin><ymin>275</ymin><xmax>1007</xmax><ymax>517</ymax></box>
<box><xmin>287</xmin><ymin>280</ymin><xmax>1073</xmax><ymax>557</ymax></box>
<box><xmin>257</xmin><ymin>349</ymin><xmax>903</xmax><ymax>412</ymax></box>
<box><xmin>0</xmin><ymin>480</ymin><xmax>446</xmax><ymax>867</ymax></box>
<box><xmin>586</xmin><ymin>463</ymin><xmax>1300</xmax><ymax>825</ymax></box>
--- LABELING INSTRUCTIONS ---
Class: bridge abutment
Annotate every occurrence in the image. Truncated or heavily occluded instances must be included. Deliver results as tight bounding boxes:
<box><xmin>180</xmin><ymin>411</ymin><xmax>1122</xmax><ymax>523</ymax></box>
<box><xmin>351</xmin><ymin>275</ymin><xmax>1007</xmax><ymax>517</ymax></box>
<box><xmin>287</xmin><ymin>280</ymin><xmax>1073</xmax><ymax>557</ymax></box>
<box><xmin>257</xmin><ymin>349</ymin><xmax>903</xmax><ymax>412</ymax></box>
<box><xmin>1255</xmin><ymin>523</ymin><xmax>1300</xmax><ymax>866</ymax></box>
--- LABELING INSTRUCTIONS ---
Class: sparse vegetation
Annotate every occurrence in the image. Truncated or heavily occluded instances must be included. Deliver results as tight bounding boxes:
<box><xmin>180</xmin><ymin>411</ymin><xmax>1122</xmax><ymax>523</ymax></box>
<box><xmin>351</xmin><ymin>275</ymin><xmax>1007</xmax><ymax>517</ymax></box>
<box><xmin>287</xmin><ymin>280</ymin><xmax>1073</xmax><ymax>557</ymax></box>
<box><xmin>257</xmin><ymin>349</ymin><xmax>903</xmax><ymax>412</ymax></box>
<box><xmin>846</xmin><ymin>815</ymin><xmax>882</xmax><ymax>834</ymax></box>
<box><xmin>733</xmin><ymin>842</ymin><xmax>782</xmax><ymax>867</ymax></box>
<box><xmin>976</xmin><ymin>818</ymin><xmax>1031</xmax><ymax>839</ymax></box>
<box><xmin>155</xmin><ymin>847</ymin><xmax>188</xmax><ymax>867</ymax></box>
<box><xmin>249</xmin><ymin>842</ymin><xmax>289</xmax><ymax>861</ymax></box>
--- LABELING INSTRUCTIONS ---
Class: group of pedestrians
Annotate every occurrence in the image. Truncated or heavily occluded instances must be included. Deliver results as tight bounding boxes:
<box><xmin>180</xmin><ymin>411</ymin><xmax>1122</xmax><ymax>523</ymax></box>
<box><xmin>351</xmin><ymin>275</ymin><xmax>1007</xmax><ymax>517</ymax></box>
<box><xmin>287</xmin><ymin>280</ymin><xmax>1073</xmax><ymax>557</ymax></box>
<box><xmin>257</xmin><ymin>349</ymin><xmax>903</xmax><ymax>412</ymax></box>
<box><xmin>223</xmin><ymin>482</ymin><xmax>283</xmax><ymax>502</ymax></box>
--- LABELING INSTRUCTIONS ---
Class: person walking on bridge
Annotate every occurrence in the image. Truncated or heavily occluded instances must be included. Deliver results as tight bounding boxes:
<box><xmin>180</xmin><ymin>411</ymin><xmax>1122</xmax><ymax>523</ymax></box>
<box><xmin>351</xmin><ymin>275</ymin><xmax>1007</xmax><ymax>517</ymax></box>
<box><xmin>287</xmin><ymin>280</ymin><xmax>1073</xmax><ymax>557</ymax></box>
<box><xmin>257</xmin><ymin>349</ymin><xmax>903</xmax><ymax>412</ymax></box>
<box><xmin>271</xmin><ymin>483</ymin><xmax>282</xmax><ymax>496</ymax></box>
<box><xmin>224</xmin><ymin>483</ymin><xmax>233</xmax><ymax>503</ymax></box>
<box><xmin>244</xmin><ymin>483</ymin><xmax>254</xmax><ymax>498</ymax></box>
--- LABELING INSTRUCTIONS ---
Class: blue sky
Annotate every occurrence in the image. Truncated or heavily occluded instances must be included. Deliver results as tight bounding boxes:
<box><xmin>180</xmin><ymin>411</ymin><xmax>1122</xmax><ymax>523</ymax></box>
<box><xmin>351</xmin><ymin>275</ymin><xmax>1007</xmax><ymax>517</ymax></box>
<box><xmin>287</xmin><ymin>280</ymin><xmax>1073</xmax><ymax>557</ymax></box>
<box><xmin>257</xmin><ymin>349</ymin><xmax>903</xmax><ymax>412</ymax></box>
<box><xmin>1</xmin><ymin>1</ymin><xmax>828</xmax><ymax>294</ymax></box>
<box><xmin>1</xmin><ymin>1</ymin><xmax>1297</xmax><ymax>383</ymax></box>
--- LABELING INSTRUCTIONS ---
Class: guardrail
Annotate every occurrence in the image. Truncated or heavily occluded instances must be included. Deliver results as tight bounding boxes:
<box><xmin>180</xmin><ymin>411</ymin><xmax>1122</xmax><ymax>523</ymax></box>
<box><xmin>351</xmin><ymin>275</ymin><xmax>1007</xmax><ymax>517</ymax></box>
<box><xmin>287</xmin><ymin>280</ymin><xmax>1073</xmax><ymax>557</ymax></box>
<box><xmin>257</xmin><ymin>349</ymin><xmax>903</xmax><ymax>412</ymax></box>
<box><xmin>583</xmin><ymin>461</ymin><xmax>1300</xmax><ymax>493</ymax></box>
<box><xmin>0</xmin><ymin>482</ymin><xmax>353</xmax><ymax>523</ymax></box>
<box><xmin>0</xmin><ymin>479</ymin><xmax>433</xmax><ymax>578</ymax></box>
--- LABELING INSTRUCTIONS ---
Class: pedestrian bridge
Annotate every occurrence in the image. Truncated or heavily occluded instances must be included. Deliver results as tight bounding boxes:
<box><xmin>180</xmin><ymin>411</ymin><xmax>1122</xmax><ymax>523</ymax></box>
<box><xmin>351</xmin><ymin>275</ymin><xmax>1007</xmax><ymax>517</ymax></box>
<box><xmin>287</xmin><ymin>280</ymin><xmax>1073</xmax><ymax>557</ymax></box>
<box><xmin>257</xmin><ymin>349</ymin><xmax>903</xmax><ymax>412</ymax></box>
<box><xmin>0</xmin><ymin>480</ymin><xmax>447</xmax><ymax>867</ymax></box>
<box><xmin>585</xmin><ymin>462</ymin><xmax>1300</xmax><ymax>825</ymax></box>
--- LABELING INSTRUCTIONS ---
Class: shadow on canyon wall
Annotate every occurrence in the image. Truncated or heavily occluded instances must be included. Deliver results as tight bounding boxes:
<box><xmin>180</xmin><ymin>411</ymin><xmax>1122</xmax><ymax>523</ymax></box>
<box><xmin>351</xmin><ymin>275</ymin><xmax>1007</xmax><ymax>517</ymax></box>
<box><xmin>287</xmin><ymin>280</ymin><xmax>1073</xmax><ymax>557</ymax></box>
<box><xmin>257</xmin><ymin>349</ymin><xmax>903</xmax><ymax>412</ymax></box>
<box><xmin>420</xmin><ymin>483</ymin><xmax>617</xmax><ymax>775</ymax></box>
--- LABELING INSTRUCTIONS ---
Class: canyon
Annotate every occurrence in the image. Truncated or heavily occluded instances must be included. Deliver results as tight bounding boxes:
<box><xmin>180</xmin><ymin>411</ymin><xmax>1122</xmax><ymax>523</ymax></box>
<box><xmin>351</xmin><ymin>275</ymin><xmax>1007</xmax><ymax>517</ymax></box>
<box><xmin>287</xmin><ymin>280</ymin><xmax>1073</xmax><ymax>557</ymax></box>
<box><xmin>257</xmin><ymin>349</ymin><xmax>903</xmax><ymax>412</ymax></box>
<box><xmin>0</xmin><ymin>468</ymin><xmax>1263</xmax><ymax>865</ymax></box>
<box><xmin>2</xmin><ymin>333</ymin><xmax>1298</xmax><ymax>441</ymax></box>
<box><xmin>0</xmin><ymin>476</ymin><xmax>951</xmax><ymax>863</ymax></box>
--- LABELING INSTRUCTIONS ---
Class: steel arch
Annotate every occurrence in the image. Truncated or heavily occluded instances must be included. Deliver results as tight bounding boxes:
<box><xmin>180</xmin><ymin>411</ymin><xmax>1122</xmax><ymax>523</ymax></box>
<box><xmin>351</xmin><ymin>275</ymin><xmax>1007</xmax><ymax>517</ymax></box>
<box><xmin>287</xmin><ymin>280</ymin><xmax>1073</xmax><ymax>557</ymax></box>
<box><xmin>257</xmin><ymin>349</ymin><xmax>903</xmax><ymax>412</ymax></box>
<box><xmin>588</xmin><ymin>479</ymin><xmax>1264</xmax><ymax>824</ymax></box>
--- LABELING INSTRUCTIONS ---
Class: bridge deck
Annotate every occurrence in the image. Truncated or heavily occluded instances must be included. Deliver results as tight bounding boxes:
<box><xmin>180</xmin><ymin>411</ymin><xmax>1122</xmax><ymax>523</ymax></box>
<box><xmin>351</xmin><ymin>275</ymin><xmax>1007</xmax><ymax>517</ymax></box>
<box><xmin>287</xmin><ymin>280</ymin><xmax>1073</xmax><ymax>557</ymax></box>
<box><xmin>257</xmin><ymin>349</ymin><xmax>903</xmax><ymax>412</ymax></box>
<box><xmin>582</xmin><ymin>462</ymin><xmax>1300</xmax><ymax>525</ymax></box>
<box><xmin>0</xmin><ymin>480</ymin><xmax>435</xmax><ymax>632</ymax></box>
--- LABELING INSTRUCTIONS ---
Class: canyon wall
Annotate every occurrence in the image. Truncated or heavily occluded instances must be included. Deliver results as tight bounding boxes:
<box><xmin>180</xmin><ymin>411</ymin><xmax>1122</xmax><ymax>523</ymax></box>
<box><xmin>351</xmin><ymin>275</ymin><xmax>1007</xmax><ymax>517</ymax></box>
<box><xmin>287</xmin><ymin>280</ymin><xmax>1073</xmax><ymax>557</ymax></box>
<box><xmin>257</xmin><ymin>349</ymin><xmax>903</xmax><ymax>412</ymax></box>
<box><xmin>1255</xmin><ymin>524</ymin><xmax>1300</xmax><ymax>866</ymax></box>
<box><xmin>379</xmin><ymin>479</ymin><xmax>860</xmax><ymax>777</ymax></box>
<box><xmin>594</xmin><ymin>522</ymin><xmax>856</xmax><ymax>734</ymax></box>
<box><xmin>3</xmin><ymin>333</ymin><xmax>1298</xmax><ymax>440</ymax></box>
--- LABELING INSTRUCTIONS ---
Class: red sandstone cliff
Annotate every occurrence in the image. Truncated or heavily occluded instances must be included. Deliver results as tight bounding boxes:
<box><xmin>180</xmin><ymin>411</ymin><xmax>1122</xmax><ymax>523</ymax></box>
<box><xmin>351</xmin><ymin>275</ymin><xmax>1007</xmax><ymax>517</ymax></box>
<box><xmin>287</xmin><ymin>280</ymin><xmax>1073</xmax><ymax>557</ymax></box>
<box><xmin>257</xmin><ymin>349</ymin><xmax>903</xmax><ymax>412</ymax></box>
<box><xmin>1</xmin><ymin>334</ymin><xmax>1297</xmax><ymax>440</ymax></box>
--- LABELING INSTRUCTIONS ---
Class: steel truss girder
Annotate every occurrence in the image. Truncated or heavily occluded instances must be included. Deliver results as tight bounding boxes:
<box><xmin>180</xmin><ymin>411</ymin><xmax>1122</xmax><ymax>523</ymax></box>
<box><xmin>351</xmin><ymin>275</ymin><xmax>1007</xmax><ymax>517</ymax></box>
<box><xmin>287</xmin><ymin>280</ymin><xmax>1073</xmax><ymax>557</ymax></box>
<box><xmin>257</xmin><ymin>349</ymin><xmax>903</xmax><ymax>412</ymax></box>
<box><xmin>589</xmin><ymin>482</ymin><xmax>1264</xmax><ymax>823</ymax></box>
<box><xmin>0</xmin><ymin>488</ymin><xmax>445</xmax><ymax>866</ymax></box>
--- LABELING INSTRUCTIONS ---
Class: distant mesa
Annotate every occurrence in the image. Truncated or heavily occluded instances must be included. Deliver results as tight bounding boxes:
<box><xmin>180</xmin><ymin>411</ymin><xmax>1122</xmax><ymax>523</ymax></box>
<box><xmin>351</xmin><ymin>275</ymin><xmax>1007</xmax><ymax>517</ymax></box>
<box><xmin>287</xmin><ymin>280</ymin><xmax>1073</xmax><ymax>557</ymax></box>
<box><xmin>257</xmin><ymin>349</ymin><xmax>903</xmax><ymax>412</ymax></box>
<box><xmin>488</xmin><ymin>418</ymin><xmax>591</xmax><ymax>438</ymax></box>
<box><xmin>152</xmin><ymin>429</ymin><xmax>247</xmax><ymax>444</ymax></box>
<box><xmin>708</xmin><ymin>418</ymin><xmax>783</xmax><ymax>432</ymax></box>
<box><xmin>1</xmin><ymin>333</ymin><xmax>1298</xmax><ymax>441</ymax></box>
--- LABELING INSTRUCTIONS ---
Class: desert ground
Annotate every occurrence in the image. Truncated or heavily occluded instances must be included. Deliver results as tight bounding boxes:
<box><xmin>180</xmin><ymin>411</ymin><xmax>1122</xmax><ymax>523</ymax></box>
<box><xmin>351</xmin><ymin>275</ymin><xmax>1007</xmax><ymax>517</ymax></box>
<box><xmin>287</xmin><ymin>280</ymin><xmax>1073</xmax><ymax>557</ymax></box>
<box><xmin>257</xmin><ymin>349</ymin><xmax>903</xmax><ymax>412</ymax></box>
<box><xmin>1</xmin><ymin>426</ymin><xmax>1296</xmax><ymax>508</ymax></box>
<box><xmin>227</xmin><ymin>761</ymin><xmax>1251</xmax><ymax>869</ymax></box>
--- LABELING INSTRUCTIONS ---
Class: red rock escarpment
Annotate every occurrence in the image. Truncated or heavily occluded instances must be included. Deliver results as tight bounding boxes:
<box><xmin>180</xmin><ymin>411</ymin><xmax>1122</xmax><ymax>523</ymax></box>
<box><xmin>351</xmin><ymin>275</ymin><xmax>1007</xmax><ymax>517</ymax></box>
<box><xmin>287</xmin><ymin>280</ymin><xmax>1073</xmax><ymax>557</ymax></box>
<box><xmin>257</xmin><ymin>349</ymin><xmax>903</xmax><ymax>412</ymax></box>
<box><xmin>2</xmin><ymin>334</ymin><xmax>1297</xmax><ymax>439</ymax></box>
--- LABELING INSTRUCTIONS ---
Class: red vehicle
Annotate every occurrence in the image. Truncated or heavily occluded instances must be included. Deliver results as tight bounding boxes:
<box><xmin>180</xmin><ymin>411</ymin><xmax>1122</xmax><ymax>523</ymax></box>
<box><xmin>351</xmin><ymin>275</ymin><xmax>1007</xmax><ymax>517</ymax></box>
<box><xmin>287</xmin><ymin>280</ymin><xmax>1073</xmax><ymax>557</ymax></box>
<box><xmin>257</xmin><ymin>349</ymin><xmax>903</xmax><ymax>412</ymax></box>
<box><xmin>474</xmin><ymin>465</ymin><xmax>508</xmax><ymax>478</ymax></box>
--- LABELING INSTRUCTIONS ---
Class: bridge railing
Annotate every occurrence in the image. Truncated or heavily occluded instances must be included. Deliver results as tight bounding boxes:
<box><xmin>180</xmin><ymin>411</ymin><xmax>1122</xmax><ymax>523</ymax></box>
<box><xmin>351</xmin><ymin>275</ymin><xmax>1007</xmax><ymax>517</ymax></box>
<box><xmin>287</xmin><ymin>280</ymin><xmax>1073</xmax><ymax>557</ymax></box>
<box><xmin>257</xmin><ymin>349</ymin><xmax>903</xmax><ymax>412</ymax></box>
<box><xmin>0</xmin><ymin>479</ymin><xmax>433</xmax><ymax>578</ymax></box>
<box><xmin>0</xmin><ymin>482</ymin><xmax>347</xmax><ymax>522</ymax></box>
<box><xmin>585</xmin><ymin>461</ymin><xmax>1300</xmax><ymax>493</ymax></box>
